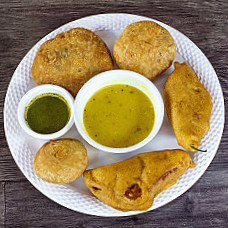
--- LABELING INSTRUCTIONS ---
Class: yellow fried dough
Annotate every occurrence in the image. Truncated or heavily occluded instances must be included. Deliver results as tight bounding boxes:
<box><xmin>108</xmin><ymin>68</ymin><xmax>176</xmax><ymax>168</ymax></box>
<box><xmin>83</xmin><ymin>149</ymin><xmax>195</xmax><ymax>211</ymax></box>
<box><xmin>164</xmin><ymin>62</ymin><xmax>212</xmax><ymax>151</ymax></box>
<box><xmin>113</xmin><ymin>21</ymin><xmax>176</xmax><ymax>80</ymax></box>
<box><xmin>34</xmin><ymin>139</ymin><xmax>88</xmax><ymax>183</ymax></box>
<box><xmin>31</xmin><ymin>28</ymin><xmax>113</xmax><ymax>97</ymax></box>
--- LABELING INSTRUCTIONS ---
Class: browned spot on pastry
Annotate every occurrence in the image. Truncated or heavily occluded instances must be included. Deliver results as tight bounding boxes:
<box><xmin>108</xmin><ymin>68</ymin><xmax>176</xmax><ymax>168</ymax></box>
<box><xmin>92</xmin><ymin>186</ymin><xmax>101</xmax><ymax>191</ymax></box>
<box><xmin>160</xmin><ymin>167</ymin><xmax>178</xmax><ymax>181</ymax></box>
<box><xmin>125</xmin><ymin>184</ymin><xmax>142</xmax><ymax>200</ymax></box>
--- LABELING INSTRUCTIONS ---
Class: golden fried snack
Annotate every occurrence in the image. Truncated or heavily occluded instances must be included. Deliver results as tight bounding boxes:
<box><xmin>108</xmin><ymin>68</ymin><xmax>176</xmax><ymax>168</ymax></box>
<box><xmin>34</xmin><ymin>139</ymin><xmax>88</xmax><ymax>183</ymax></box>
<box><xmin>113</xmin><ymin>21</ymin><xmax>176</xmax><ymax>80</ymax></box>
<box><xmin>31</xmin><ymin>28</ymin><xmax>113</xmax><ymax>97</ymax></box>
<box><xmin>83</xmin><ymin>149</ymin><xmax>195</xmax><ymax>211</ymax></box>
<box><xmin>164</xmin><ymin>62</ymin><xmax>212</xmax><ymax>151</ymax></box>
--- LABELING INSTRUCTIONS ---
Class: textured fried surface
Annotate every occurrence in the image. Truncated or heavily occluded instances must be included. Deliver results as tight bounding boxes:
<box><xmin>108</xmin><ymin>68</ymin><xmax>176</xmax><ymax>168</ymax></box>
<box><xmin>164</xmin><ymin>62</ymin><xmax>212</xmax><ymax>151</ymax></box>
<box><xmin>31</xmin><ymin>28</ymin><xmax>113</xmax><ymax>97</ymax></box>
<box><xmin>83</xmin><ymin>149</ymin><xmax>195</xmax><ymax>211</ymax></box>
<box><xmin>113</xmin><ymin>21</ymin><xmax>176</xmax><ymax>80</ymax></box>
<box><xmin>34</xmin><ymin>138</ymin><xmax>88</xmax><ymax>183</ymax></box>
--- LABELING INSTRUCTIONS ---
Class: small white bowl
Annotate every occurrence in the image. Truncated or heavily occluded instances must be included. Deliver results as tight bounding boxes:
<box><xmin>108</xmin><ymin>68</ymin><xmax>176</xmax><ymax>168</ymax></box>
<box><xmin>74</xmin><ymin>70</ymin><xmax>164</xmax><ymax>153</ymax></box>
<box><xmin>18</xmin><ymin>84</ymin><xmax>74</xmax><ymax>140</ymax></box>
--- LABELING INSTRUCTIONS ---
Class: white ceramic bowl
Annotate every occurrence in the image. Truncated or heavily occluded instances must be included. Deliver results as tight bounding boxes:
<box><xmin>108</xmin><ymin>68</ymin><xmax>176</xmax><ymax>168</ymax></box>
<box><xmin>74</xmin><ymin>70</ymin><xmax>164</xmax><ymax>153</ymax></box>
<box><xmin>18</xmin><ymin>84</ymin><xmax>74</xmax><ymax>140</ymax></box>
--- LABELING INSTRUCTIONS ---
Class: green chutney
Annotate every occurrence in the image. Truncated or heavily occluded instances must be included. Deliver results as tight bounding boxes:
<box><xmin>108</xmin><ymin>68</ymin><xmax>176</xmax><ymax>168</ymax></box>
<box><xmin>24</xmin><ymin>93</ymin><xmax>70</xmax><ymax>134</ymax></box>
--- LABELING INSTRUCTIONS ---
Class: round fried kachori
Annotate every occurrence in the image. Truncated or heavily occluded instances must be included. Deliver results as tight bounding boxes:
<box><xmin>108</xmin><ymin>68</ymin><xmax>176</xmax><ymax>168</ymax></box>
<box><xmin>34</xmin><ymin>138</ymin><xmax>88</xmax><ymax>183</ymax></box>
<box><xmin>113</xmin><ymin>21</ymin><xmax>176</xmax><ymax>80</ymax></box>
<box><xmin>31</xmin><ymin>28</ymin><xmax>113</xmax><ymax>97</ymax></box>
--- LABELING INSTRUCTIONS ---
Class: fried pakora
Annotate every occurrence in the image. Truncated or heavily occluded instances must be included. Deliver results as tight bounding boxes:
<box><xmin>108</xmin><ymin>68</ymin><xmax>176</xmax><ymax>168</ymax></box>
<box><xmin>113</xmin><ymin>21</ymin><xmax>176</xmax><ymax>80</ymax></box>
<box><xmin>31</xmin><ymin>28</ymin><xmax>113</xmax><ymax>97</ymax></box>
<box><xmin>164</xmin><ymin>62</ymin><xmax>212</xmax><ymax>151</ymax></box>
<box><xmin>83</xmin><ymin>149</ymin><xmax>195</xmax><ymax>211</ymax></box>
<box><xmin>34</xmin><ymin>138</ymin><xmax>88</xmax><ymax>183</ymax></box>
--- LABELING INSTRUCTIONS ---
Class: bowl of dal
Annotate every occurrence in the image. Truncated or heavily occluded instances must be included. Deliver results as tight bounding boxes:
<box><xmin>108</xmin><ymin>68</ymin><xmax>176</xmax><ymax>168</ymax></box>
<box><xmin>74</xmin><ymin>70</ymin><xmax>164</xmax><ymax>153</ymax></box>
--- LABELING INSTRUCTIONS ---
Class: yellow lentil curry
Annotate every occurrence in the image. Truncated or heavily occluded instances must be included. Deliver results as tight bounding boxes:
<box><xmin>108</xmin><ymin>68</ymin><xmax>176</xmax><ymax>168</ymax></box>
<box><xmin>83</xmin><ymin>84</ymin><xmax>155</xmax><ymax>147</ymax></box>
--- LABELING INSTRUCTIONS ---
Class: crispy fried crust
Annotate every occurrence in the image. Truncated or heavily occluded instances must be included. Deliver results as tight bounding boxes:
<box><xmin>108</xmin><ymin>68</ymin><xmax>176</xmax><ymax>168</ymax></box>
<box><xmin>83</xmin><ymin>149</ymin><xmax>195</xmax><ymax>211</ymax></box>
<box><xmin>34</xmin><ymin>138</ymin><xmax>88</xmax><ymax>183</ymax></box>
<box><xmin>164</xmin><ymin>62</ymin><xmax>212</xmax><ymax>151</ymax></box>
<box><xmin>113</xmin><ymin>21</ymin><xmax>176</xmax><ymax>80</ymax></box>
<box><xmin>31</xmin><ymin>28</ymin><xmax>113</xmax><ymax>97</ymax></box>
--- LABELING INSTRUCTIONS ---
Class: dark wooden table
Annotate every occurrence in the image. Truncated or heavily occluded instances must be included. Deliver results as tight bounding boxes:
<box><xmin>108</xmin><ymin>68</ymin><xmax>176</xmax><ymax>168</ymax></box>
<box><xmin>1</xmin><ymin>0</ymin><xmax>227</xmax><ymax>227</ymax></box>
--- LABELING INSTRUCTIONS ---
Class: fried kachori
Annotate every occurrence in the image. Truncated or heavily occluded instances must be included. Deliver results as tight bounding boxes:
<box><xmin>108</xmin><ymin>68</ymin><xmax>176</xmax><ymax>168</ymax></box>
<box><xmin>164</xmin><ymin>62</ymin><xmax>212</xmax><ymax>151</ymax></box>
<box><xmin>113</xmin><ymin>21</ymin><xmax>176</xmax><ymax>80</ymax></box>
<box><xmin>34</xmin><ymin>138</ymin><xmax>88</xmax><ymax>183</ymax></box>
<box><xmin>31</xmin><ymin>28</ymin><xmax>113</xmax><ymax>97</ymax></box>
<box><xmin>83</xmin><ymin>149</ymin><xmax>195</xmax><ymax>211</ymax></box>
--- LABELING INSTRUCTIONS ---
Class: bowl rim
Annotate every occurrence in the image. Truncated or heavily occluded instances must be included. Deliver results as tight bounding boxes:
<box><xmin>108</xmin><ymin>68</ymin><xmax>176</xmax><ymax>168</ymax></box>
<box><xmin>74</xmin><ymin>69</ymin><xmax>164</xmax><ymax>153</ymax></box>
<box><xmin>17</xmin><ymin>84</ymin><xmax>74</xmax><ymax>140</ymax></box>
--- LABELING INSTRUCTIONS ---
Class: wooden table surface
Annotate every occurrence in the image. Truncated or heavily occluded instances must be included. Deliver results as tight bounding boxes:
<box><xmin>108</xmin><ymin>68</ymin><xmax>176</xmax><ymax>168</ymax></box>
<box><xmin>1</xmin><ymin>0</ymin><xmax>227</xmax><ymax>227</ymax></box>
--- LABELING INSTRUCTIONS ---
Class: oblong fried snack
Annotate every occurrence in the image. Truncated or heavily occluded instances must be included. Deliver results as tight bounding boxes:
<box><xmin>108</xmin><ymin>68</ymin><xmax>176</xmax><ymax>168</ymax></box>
<box><xmin>164</xmin><ymin>62</ymin><xmax>212</xmax><ymax>151</ymax></box>
<box><xmin>113</xmin><ymin>21</ymin><xmax>176</xmax><ymax>80</ymax></box>
<box><xmin>34</xmin><ymin>138</ymin><xmax>88</xmax><ymax>183</ymax></box>
<box><xmin>31</xmin><ymin>28</ymin><xmax>113</xmax><ymax>97</ymax></box>
<box><xmin>83</xmin><ymin>150</ymin><xmax>195</xmax><ymax>211</ymax></box>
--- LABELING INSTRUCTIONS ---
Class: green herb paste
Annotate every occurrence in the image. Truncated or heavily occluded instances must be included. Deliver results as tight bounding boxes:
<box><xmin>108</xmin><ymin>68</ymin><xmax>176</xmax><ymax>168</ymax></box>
<box><xmin>24</xmin><ymin>93</ymin><xmax>70</xmax><ymax>134</ymax></box>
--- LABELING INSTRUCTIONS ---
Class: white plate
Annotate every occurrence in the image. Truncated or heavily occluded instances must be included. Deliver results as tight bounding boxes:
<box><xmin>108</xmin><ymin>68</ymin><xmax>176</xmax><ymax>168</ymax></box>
<box><xmin>4</xmin><ymin>13</ymin><xmax>225</xmax><ymax>217</ymax></box>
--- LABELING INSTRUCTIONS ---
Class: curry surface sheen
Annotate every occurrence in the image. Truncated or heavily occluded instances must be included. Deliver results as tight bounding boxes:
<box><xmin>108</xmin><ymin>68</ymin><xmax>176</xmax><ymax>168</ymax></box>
<box><xmin>83</xmin><ymin>84</ymin><xmax>154</xmax><ymax>147</ymax></box>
